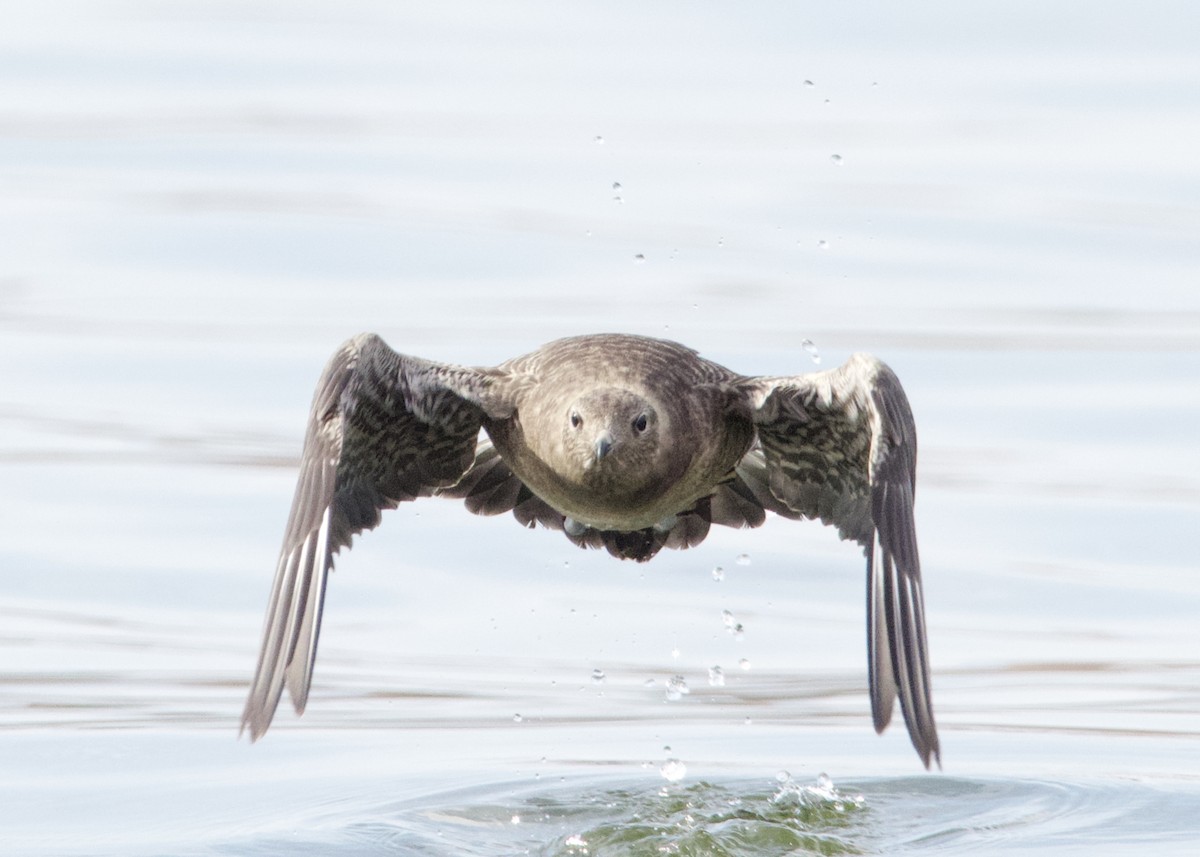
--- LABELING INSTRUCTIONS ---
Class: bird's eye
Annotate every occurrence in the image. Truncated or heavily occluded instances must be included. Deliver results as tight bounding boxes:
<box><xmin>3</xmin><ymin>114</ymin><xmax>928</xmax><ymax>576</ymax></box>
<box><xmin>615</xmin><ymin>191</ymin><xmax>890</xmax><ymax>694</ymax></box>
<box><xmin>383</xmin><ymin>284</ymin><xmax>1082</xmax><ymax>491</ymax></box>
<box><xmin>632</xmin><ymin>413</ymin><xmax>648</xmax><ymax>433</ymax></box>
<box><xmin>570</xmin><ymin>411</ymin><xmax>582</xmax><ymax>429</ymax></box>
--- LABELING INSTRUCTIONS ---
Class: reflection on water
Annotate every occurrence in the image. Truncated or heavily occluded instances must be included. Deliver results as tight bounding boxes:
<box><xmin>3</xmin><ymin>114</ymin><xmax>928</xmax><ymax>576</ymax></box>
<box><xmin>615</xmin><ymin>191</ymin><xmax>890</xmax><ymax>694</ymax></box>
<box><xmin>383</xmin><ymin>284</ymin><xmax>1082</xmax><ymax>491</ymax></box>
<box><xmin>428</xmin><ymin>775</ymin><xmax>867</xmax><ymax>857</ymax></box>
<box><xmin>3</xmin><ymin>0</ymin><xmax>1200</xmax><ymax>854</ymax></box>
<box><xmin>209</xmin><ymin>773</ymin><xmax>1200</xmax><ymax>856</ymax></box>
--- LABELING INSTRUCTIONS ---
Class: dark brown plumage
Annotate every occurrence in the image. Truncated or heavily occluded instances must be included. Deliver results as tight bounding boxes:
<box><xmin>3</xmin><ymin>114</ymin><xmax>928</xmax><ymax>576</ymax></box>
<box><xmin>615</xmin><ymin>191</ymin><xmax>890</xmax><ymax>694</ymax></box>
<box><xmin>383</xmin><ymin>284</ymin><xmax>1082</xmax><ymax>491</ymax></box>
<box><xmin>242</xmin><ymin>332</ymin><xmax>940</xmax><ymax>767</ymax></box>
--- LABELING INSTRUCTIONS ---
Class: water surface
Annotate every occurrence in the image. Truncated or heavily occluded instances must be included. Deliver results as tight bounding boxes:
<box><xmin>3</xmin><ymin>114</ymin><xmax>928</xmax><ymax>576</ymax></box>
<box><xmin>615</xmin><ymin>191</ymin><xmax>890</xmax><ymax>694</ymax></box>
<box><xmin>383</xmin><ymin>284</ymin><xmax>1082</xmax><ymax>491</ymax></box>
<box><xmin>2</xmin><ymin>2</ymin><xmax>1199</xmax><ymax>854</ymax></box>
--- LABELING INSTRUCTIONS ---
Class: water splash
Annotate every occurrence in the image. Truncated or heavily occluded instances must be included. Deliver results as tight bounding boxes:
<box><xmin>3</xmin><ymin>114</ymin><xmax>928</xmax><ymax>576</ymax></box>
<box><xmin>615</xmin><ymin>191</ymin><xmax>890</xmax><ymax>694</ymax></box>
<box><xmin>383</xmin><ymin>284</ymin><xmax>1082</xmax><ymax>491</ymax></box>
<box><xmin>660</xmin><ymin>758</ymin><xmax>687</xmax><ymax>783</ymax></box>
<box><xmin>562</xmin><ymin>833</ymin><xmax>588</xmax><ymax>851</ymax></box>
<box><xmin>771</xmin><ymin>771</ymin><xmax>865</xmax><ymax>814</ymax></box>
<box><xmin>722</xmin><ymin>611</ymin><xmax>745</xmax><ymax>641</ymax></box>
<box><xmin>535</xmin><ymin>778</ymin><xmax>864</xmax><ymax>855</ymax></box>
<box><xmin>801</xmin><ymin>338</ymin><xmax>822</xmax><ymax>365</ymax></box>
<box><xmin>665</xmin><ymin>675</ymin><xmax>690</xmax><ymax>701</ymax></box>
<box><xmin>367</xmin><ymin>776</ymin><xmax>1200</xmax><ymax>857</ymax></box>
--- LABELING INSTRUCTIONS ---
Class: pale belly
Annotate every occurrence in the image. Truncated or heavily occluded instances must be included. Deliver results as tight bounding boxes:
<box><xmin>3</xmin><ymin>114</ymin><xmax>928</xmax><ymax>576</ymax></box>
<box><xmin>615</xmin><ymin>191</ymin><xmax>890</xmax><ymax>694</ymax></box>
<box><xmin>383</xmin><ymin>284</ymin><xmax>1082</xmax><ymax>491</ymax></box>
<box><xmin>540</xmin><ymin>479</ymin><xmax>712</xmax><ymax>533</ymax></box>
<box><xmin>489</xmin><ymin>433</ymin><xmax>738</xmax><ymax>533</ymax></box>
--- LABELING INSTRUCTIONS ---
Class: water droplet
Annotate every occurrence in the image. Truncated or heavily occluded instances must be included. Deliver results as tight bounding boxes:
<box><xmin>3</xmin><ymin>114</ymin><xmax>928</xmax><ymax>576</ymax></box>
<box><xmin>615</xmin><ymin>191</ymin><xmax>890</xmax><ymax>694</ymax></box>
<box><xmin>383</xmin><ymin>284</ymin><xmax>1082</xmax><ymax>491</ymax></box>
<box><xmin>803</xmin><ymin>79</ymin><xmax>814</xmax><ymax>88</ymax></box>
<box><xmin>738</xmin><ymin>658</ymin><xmax>751</xmax><ymax>671</ymax></box>
<box><xmin>732</xmin><ymin>623</ymin><xmax>745</xmax><ymax>642</ymax></box>
<box><xmin>830</xmin><ymin>153</ymin><xmax>843</xmax><ymax>165</ymax></box>
<box><xmin>671</xmin><ymin>646</ymin><xmax>681</xmax><ymax>659</ymax></box>
<box><xmin>817</xmin><ymin>772</ymin><xmax>834</xmax><ymax>792</ymax></box>
<box><xmin>633</xmin><ymin>253</ymin><xmax>645</xmax><ymax>264</ymax></box>
<box><xmin>776</xmin><ymin>770</ymin><xmax>792</xmax><ymax>783</ymax></box>
<box><xmin>564</xmin><ymin>834</ymin><xmax>588</xmax><ymax>848</ymax></box>
<box><xmin>708</xmin><ymin>665</ymin><xmax>725</xmax><ymax>687</ymax></box>
<box><xmin>801</xmin><ymin>338</ymin><xmax>822</xmax><ymax>365</ymax></box>
<box><xmin>512</xmin><ymin>713</ymin><xmax>523</xmax><ymax>723</ymax></box>
<box><xmin>584</xmin><ymin>229</ymin><xmax>592</xmax><ymax>237</ymax></box>
<box><xmin>593</xmin><ymin>135</ymin><xmax>605</xmax><ymax>145</ymax></box>
<box><xmin>612</xmin><ymin>181</ymin><xmax>622</xmax><ymax>191</ymax></box>
<box><xmin>643</xmin><ymin>678</ymin><xmax>657</xmax><ymax>689</ymax></box>
<box><xmin>711</xmin><ymin>565</ymin><xmax>725</xmax><ymax>582</ymax></box>
<box><xmin>660</xmin><ymin>758</ymin><xmax>687</xmax><ymax>782</ymax></box>
<box><xmin>665</xmin><ymin>674</ymin><xmax>690</xmax><ymax>701</ymax></box>
<box><xmin>817</xmin><ymin>239</ymin><xmax>830</xmax><ymax>250</ymax></box>
<box><xmin>721</xmin><ymin>609</ymin><xmax>736</xmax><ymax>628</ymax></box>
<box><xmin>591</xmin><ymin>668</ymin><xmax>606</xmax><ymax>685</ymax></box>
<box><xmin>511</xmin><ymin>814</ymin><xmax>521</xmax><ymax>824</ymax></box>
<box><xmin>716</xmin><ymin>236</ymin><xmax>725</xmax><ymax>247</ymax></box>
<box><xmin>735</xmin><ymin>553</ymin><xmax>751</xmax><ymax>566</ymax></box>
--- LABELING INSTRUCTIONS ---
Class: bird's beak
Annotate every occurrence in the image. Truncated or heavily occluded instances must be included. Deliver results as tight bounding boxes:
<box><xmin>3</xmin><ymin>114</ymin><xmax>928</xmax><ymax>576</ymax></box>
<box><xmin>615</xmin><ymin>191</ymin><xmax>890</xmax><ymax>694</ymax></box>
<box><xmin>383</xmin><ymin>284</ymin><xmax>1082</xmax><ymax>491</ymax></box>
<box><xmin>594</xmin><ymin>432</ymin><xmax>614</xmax><ymax>461</ymax></box>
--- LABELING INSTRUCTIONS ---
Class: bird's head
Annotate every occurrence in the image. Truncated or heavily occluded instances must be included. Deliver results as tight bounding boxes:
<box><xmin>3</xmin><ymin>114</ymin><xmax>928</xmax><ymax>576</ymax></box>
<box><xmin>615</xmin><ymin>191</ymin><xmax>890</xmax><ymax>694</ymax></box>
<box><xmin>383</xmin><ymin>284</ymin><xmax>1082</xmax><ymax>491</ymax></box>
<box><xmin>562</xmin><ymin>387</ymin><xmax>660</xmax><ymax>488</ymax></box>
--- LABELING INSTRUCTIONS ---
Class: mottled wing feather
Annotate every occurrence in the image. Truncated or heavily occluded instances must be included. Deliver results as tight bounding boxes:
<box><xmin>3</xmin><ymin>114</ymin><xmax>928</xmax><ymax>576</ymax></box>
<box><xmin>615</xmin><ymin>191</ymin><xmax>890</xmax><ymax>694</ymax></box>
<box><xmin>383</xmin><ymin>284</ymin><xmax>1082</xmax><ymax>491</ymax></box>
<box><xmin>719</xmin><ymin>447</ymin><xmax>801</xmax><ymax>525</ymax></box>
<box><xmin>437</xmin><ymin>441</ymin><xmax>563</xmax><ymax>529</ymax></box>
<box><xmin>436</xmin><ymin>438</ymin><xmax>524</xmax><ymax>516</ymax></box>
<box><xmin>241</xmin><ymin>334</ymin><xmax>498</xmax><ymax>741</ymax></box>
<box><xmin>743</xmin><ymin>354</ymin><xmax>939</xmax><ymax>768</ymax></box>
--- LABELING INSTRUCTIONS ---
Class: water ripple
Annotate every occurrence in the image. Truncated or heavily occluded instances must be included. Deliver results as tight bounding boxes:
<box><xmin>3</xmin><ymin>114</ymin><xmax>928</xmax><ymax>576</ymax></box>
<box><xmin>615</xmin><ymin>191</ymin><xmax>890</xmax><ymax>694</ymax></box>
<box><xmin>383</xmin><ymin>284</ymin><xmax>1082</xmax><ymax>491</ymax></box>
<box><xmin>222</xmin><ymin>774</ymin><xmax>1200</xmax><ymax>856</ymax></box>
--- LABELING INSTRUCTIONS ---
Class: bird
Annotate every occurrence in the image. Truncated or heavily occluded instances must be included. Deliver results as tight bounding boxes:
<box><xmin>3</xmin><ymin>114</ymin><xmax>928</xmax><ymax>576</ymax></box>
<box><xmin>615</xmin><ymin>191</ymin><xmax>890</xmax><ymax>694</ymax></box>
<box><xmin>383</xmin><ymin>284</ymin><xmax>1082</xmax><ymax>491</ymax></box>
<box><xmin>241</xmin><ymin>332</ymin><xmax>940</xmax><ymax>767</ymax></box>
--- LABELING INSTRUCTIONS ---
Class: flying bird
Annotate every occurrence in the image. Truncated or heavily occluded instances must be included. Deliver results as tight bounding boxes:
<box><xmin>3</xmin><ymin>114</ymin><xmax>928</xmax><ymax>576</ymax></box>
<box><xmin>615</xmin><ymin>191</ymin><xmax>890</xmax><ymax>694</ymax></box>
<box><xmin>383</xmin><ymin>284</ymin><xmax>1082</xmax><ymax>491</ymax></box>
<box><xmin>242</xmin><ymin>333</ymin><xmax>940</xmax><ymax>767</ymax></box>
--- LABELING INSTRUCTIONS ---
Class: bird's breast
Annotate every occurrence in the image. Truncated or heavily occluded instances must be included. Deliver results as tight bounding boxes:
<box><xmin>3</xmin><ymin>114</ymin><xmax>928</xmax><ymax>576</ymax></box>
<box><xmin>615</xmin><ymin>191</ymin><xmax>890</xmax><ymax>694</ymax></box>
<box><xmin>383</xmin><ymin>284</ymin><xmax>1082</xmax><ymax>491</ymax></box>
<box><xmin>484</xmin><ymin>407</ymin><xmax>751</xmax><ymax>532</ymax></box>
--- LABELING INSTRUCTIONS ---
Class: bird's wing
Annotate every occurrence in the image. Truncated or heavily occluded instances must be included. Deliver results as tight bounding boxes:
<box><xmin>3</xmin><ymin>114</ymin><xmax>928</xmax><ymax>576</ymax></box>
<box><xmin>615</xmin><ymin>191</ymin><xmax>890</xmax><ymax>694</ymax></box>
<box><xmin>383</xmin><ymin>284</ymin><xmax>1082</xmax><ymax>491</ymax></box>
<box><xmin>435</xmin><ymin>440</ymin><xmax>565</xmax><ymax>529</ymax></box>
<box><xmin>741</xmin><ymin>353</ymin><xmax>939</xmax><ymax>768</ymax></box>
<box><xmin>241</xmin><ymin>334</ymin><xmax>505</xmax><ymax>740</ymax></box>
